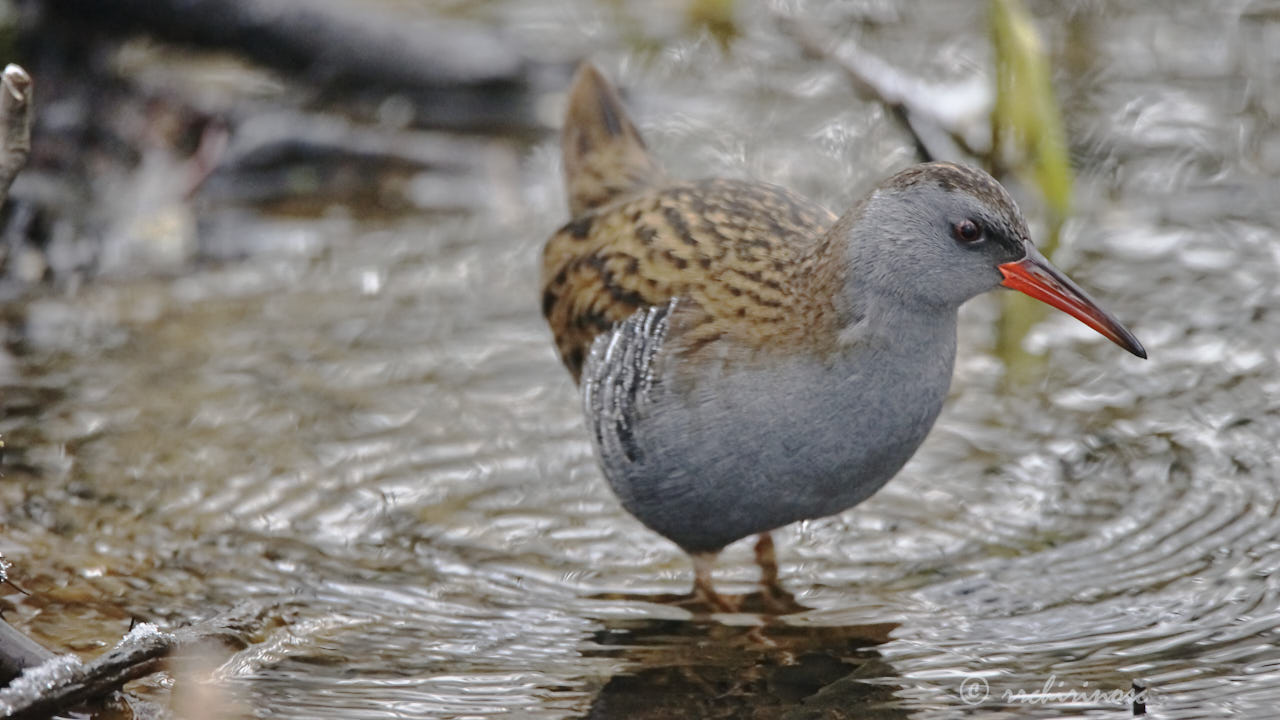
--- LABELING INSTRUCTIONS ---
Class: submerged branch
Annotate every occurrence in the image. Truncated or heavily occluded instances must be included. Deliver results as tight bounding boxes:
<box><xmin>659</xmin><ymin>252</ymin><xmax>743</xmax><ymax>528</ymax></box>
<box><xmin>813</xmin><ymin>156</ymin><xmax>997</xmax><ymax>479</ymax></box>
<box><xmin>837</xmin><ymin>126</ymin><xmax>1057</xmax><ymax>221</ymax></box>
<box><xmin>0</xmin><ymin>601</ymin><xmax>278</xmax><ymax>720</ymax></box>
<box><xmin>0</xmin><ymin>618</ymin><xmax>55</xmax><ymax>689</ymax></box>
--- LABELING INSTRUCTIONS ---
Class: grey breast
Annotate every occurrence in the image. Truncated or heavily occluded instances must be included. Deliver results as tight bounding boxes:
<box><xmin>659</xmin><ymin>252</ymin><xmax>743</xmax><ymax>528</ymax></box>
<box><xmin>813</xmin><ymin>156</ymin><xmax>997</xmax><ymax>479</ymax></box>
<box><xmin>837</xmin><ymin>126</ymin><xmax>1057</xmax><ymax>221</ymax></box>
<box><xmin>581</xmin><ymin>296</ymin><xmax>958</xmax><ymax>554</ymax></box>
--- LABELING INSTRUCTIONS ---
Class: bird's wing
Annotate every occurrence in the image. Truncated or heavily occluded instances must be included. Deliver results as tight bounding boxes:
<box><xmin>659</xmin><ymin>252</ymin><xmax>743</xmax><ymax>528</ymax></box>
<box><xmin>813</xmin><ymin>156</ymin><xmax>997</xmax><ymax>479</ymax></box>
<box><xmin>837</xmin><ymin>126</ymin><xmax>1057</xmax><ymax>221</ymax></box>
<box><xmin>541</xmin><ymin>178</ymin><xmax>839</xmax><ymax>381</ymax></box>
<box><xmin>581</xmin><ymin>299</ymin><xmax>674</xmax><ymax>482</ymax></box>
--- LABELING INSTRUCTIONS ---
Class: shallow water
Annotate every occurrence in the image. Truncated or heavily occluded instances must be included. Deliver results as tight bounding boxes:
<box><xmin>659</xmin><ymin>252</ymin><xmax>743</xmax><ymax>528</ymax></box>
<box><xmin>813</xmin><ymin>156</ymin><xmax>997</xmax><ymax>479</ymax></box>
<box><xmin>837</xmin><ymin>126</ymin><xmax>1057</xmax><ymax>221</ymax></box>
<box><xmin>3</xmin><ymin>1</ymin><xmax>1280</xmax><ymax>717</ymax></box>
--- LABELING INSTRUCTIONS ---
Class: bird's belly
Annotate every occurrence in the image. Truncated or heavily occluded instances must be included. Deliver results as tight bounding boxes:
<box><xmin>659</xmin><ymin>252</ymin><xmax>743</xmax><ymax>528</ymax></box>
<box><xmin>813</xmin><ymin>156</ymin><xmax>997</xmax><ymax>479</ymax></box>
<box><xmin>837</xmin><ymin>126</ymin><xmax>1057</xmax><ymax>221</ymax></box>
<box><xmin>605</xmin><ymin>350</ymin><xmax>954</xmax><ymax>553</ymax></box>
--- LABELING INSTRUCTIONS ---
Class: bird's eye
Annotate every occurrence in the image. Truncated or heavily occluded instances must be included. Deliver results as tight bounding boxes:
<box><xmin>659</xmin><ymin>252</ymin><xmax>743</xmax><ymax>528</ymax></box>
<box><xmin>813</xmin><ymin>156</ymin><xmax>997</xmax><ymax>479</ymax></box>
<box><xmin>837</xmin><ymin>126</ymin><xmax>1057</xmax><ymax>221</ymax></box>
<box><xmin>953</xmin><ymin>219</ymin><xmax>982</xmax><ymax>244</ymax></box>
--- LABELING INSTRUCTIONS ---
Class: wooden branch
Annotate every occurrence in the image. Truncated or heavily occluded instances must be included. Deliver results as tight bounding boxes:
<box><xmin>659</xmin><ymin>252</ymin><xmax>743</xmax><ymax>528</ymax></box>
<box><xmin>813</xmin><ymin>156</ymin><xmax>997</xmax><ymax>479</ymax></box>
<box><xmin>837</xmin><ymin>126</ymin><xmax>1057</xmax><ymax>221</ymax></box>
<box><xmin>0</xmin><ymin>64</ymin><xmax>32</xmax><ymax>205</ymax></box>
<box><xmin>0</xmin><ymin>601</ymin><xmax>277</xmax><ymax>720</ymax></box>
<box><xmin>44</xmin><ymin>0</ymin><xmax>524</xmax><ymax>87</ymax></box>
<box><xmin>41</xmin><ymin>0</ymin><xmax>540</xmax><ymax>130</ymax></box>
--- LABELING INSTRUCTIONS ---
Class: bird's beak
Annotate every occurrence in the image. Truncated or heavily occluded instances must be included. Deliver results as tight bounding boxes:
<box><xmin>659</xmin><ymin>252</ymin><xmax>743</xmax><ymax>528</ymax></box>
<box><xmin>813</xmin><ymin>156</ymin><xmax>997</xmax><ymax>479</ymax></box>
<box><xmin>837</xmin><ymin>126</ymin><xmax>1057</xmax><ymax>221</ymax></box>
<box><xmin>998</xmin><ymin>243</ymin><xmax>1147</xmax><ymax>359</ymax></box>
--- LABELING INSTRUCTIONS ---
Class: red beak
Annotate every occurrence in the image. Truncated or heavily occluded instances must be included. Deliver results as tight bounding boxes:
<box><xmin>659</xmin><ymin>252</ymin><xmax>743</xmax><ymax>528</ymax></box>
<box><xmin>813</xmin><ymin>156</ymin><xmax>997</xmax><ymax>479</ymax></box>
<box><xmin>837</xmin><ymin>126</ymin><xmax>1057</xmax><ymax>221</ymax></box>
<box><xmin>998</xmin><ymin>243</ymin><xmax>1146</xmax><ymax>359</ymax></box>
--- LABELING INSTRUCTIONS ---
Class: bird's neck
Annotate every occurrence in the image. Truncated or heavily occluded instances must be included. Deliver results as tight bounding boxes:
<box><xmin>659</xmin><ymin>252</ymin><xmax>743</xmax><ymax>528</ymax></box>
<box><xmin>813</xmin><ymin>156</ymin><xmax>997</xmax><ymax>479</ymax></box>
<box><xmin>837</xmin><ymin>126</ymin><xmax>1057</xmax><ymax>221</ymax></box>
<box><xmin>796</xmin><ymin>214</ymin><xmax>959</xmax><ymax>356</ymax></box>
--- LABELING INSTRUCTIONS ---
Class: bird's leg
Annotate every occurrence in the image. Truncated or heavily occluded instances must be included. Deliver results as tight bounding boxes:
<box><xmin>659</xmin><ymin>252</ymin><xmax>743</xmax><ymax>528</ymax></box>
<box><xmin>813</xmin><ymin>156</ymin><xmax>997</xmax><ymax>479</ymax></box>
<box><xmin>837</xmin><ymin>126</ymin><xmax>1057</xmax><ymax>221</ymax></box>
<box><xmin>754</xmin><ymin>533</ymin><xmax>779</xmax><ymax>589</ymax></box>
<box><xmin>691</xmin><ymin>552</ymin><xmax>737</xmax><ymax>613</ymax></box>
<box><xmin>754</xmin><ymin>532</ymin><xmax>801</xmax><ymax>614</ymax></box>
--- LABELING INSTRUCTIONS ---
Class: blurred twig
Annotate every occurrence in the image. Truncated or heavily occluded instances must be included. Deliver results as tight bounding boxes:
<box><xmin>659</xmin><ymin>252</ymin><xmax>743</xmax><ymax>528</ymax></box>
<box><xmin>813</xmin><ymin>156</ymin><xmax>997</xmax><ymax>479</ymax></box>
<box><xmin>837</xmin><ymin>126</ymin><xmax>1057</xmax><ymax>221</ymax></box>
<box><xmin>773</xmin><ymin>12</ymin><xmax>989</xmax><ymax>167</ymax></box>
<box><xmin>990</xmin><ymin>0</ymin><xmax>1073</xmax><ymax>241</ymax></box>
<box><xmin>0</xmin><ymin>64</ymin><xmax>32</xmax><ymax>205</ymax></box>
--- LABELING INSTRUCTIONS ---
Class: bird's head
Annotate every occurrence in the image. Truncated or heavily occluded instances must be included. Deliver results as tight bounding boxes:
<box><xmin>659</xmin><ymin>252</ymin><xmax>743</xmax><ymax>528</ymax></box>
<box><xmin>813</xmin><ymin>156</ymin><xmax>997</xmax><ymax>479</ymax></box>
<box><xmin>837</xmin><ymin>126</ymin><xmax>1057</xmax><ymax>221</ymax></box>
<box><xmin>845</xmin><ymin>162</ymin><xmax>1145</xmax><ymax>358</ymax></box>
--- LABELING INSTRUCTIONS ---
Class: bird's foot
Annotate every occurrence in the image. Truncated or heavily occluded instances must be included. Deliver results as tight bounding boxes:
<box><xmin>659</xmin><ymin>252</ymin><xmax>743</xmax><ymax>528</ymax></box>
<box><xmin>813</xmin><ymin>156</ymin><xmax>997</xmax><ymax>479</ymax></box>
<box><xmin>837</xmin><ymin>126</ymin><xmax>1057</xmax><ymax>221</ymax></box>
<box><xmin>690</xmin><ymin>551</ymin><xmax>739</xmax><ymax>613</ymax></box>
<box><xmin>757</xmin><ymin>581</ymin><xmax>806</xmax><ymax>615</ymax></box>
<box><xmin>691</xmin><ymin>583</ymin><xmax>739</xmax><ymax>614</ymax></box>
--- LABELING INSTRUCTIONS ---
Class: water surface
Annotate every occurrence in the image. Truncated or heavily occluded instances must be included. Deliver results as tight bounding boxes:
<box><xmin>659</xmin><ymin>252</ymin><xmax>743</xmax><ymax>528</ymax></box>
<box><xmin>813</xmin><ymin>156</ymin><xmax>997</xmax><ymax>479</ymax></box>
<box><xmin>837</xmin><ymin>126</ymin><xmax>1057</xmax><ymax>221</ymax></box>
<box><xmin>2</xmin><ymin>1</ymin><xmax>1279</xmax><ymax>717</ymax></box>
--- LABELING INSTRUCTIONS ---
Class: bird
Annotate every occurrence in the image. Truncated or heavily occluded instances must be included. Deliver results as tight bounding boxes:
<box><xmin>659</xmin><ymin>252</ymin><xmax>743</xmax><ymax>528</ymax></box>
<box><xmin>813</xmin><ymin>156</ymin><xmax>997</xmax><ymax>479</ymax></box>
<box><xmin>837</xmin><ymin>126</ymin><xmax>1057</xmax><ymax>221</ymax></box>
<box><xmin>540</xmin><ymin>62</ymin><xmax>1146</xmax><ymax>612</ymax></box>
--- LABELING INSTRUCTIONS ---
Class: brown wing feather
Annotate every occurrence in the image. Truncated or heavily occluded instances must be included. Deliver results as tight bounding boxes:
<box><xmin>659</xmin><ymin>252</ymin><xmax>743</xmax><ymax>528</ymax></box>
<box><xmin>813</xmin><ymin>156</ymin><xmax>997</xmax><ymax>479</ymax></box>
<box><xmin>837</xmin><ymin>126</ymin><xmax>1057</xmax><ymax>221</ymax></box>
<box><xmin>542</xmin><ymin>178</ymin><xmax>839</xmax><ymax>381</ymax></box>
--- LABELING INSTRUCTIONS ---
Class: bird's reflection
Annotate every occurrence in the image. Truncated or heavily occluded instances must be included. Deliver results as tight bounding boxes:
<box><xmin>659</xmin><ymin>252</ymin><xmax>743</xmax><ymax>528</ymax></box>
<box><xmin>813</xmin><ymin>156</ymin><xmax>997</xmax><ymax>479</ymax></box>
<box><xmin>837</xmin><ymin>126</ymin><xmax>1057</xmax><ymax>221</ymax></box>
<box><xmin>589</xmin><ymin>582</ymin><xmax>807</xmax><ymax>615</ymax></box>
<box><xmin>580</xmin><ymin>613</ymin><xmax>909</xmax><ymax>719</ymax></box>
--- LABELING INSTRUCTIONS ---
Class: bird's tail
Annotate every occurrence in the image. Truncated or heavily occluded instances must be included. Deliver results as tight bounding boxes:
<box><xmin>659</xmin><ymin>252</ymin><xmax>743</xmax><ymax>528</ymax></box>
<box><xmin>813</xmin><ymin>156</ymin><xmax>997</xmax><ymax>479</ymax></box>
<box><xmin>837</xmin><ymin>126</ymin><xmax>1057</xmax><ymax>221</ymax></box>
<box><xmin>561</xmin><ymin>62</ymin><xmax>665</xmax><ymax>216</ymax></box>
